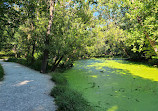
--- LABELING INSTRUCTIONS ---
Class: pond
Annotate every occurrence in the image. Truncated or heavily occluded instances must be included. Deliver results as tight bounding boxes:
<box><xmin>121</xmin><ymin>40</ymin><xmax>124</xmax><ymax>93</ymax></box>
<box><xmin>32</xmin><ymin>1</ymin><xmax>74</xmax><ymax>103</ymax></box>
<box><xmin>64</xmin><ymin>58</ymin><xmax>158</xmax><ymax>111</ymax></box>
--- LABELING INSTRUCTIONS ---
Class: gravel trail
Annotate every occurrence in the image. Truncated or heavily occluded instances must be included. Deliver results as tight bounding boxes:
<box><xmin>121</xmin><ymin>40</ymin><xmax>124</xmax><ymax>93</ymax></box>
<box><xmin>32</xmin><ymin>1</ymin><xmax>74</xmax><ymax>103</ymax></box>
<box><xmin>0</xmin><ymin>61</ymin><xmax>56</xmax><ymax>111</ymax></box>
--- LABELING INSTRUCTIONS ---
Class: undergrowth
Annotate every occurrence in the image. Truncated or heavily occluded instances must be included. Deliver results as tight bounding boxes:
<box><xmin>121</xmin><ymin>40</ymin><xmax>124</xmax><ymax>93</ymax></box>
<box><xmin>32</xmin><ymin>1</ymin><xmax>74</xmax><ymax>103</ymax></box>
<box><xmin>51</xmin><ymin>73</ymin><xmax>93</xmax><ymax>111</ymax></box>
<box><xmin>0</xmin><ymin>51</ymin><xmax>15</xmax><ymax>59</ymax></box>
<box><xmin>5</xmin><ymin>58</ymin><xmax>72</xmax><ymax>72</ymax></box>
<box><xmin>0</xmin><ymin>64</ymin><xmax>4</xmax><ymax>81</ymax></box>
<box><xmin>6</xmin><ymin>58</ymin><xmax>42</xmax><ymax>71</ymax></box>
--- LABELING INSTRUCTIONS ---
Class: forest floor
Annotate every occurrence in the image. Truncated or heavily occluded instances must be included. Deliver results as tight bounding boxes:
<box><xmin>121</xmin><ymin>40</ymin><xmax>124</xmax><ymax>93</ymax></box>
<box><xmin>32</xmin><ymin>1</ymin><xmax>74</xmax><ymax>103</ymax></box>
<box><xmin>0</xmin><ymin>60</ymin><xmax>57</xmax><ymax>111</ymax></box>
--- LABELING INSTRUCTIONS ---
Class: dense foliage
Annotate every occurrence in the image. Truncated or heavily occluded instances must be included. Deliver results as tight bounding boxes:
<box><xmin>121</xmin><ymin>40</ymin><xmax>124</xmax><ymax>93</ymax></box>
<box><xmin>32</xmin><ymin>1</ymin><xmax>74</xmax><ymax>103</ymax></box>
<box><xmin>1</xmin><ymin>0</ymin><xmax>157</xmax><ymax>110</ymax></box>
<box><xmin>1</xmin><ymin>0</ymin><xmax>157</xmax><ymax>72</ymax></box>
<box><xmin>0</xmin><ymin>64</ymin><xmax>4</xmax><ymax>80</ymax></box>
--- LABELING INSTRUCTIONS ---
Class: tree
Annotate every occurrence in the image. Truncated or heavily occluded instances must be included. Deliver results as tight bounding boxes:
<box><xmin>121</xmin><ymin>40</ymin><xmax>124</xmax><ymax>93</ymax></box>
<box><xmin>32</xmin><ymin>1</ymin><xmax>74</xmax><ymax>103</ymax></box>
<box><xmin>0</xmin><ymin>0</ymin><xmax>21</xmax><ymax>51</ymax></box>
<box><xmin>90</xmin><ymin>0</ymin><xmax>158</xmax><ymax>59</ymax></box>
<box><xmin>40</xmin><ymin>0</ymin><xmax>55</xmax><ymax>73</ymax></box>
<box><xmin>121</xmin><ymin>0</ymin><xmax>158</xmax><ymax>58</ymax></box>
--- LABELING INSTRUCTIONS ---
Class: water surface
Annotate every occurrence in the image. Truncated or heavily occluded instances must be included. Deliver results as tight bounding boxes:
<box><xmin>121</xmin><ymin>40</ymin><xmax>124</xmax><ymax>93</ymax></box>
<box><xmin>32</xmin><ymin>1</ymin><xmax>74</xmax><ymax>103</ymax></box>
<box><xmin>64</xmin><ymin>59</ymin><xmax>158</xmax><ymax>111</ymax></box>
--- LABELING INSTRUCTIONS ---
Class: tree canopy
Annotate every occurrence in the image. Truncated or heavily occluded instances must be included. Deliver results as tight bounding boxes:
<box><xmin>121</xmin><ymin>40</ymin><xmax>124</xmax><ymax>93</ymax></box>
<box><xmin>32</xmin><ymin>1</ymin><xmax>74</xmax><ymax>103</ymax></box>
<box><xmin>1</xmin><ymin>0</ymin><xmax>158</xmax><ymax>72</ymax></box>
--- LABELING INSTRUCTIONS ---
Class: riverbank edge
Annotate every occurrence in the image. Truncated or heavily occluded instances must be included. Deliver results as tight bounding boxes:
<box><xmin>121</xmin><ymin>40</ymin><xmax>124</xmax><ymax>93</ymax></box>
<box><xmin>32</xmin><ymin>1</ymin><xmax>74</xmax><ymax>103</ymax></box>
<box><xmin>5</xmin><ymin>58</ymin><xmax>93</xmax><ymax>111</ymax></box>
<box><xmin>50</xmin><ymin>73</ymin><xmax>93</xmax><ymax>111</ymax></box>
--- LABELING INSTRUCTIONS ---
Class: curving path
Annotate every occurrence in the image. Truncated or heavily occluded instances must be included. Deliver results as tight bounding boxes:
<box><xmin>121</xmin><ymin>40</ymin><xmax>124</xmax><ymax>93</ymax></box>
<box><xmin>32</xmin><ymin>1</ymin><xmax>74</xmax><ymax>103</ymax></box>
<box><xmin>0</xmin><ymin>60</ymin><xmax>56</xmax><ymax>111</ymax></box>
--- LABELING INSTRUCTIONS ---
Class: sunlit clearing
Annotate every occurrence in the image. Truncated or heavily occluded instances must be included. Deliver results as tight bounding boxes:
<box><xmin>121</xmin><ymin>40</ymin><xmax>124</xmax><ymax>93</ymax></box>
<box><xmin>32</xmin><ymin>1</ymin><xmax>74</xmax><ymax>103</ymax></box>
<box><xmin>107</xmin><ymin>105</ymin><xmax>118</xmax><ymax>111</ymax></box>
<box><xmin>14</xmin><ymin>80</ymin><xmax>33</xmax><ymax>86</ymax></box>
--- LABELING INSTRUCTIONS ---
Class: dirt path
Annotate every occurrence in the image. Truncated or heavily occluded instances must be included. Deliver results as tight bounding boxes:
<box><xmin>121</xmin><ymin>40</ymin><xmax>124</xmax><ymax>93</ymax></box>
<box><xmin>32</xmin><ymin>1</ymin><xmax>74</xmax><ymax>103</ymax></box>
<box><xmin>0</xmin><ymin>61</ymin><xmax>56</xmax><ymax>111</ymax></box>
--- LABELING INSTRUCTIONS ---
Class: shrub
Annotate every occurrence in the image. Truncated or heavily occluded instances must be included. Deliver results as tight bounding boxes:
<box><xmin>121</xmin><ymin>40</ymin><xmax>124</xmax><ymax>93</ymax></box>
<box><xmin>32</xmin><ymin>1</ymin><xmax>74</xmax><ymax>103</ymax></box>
<box><xmin>6</xmin><ymin>58</ymin><xmax>42</xmax><ymax>71</ymax></box>
<box><xmin>0</xmin><ymin>51</ymin><xmax>15</xmax><ymax>59</ymax></box>
<box><xmin>0</xmin><ymin>64</ymin><xmax>4</xmax><ymax>80</ymax></box>
<box><xmin>51</xmin><ymin>73</ymin><xmax>93</xmax><ymax>111</ymax></box>
<box><xmin>30</xmin><ymin>60</ymin><xmax>42</xmax><ymax>71</ymax></box>
<box><xmin>50</xmin><ymin>85</ymin><xmax>68</xmax><ymax>97</ymax></box>
<box><xmin>148</xmin><ymin>58</ymin><xmax>158</xmax><ymax>66</ymax></box>
<box><xmin>7</xmin><ymin>58</ymin><xmax>18</xmax><ymax>62</ymax></box>
<box><xmin>54</xmin><ymin>87</ymin><xmax>92</xmax><ymax>111</ymax></box>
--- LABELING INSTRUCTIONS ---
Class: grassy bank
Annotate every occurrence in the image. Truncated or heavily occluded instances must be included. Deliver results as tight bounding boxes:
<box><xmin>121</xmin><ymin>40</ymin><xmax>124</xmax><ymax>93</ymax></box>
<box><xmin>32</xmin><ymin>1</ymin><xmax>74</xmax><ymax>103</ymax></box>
<box><xmin>51</xmin><ymin>73</ymin><xmax>93</xmax><ymax>111</ymax></box>
<box><xmin>0</xmin><ymin>64</ymin><xmax>4</xmax><ymax>81</ymax></box>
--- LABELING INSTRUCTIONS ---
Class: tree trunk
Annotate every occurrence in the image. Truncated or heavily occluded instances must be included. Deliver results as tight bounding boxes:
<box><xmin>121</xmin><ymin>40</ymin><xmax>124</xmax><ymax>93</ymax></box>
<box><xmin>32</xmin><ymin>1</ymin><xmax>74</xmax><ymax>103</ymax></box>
<box><xmin>53</xmin><ymin>56</ymin><xmax>59</xmax><ymax>66</ymax></box>
<box><xmin>145</xmin><ymin>32</ymin><xmax>158</xmax><ymax>56</ymax></box>
<box><xmin>31</xmin><ymin>41</ymin><xmax>36</xmax><ymax>64</ymax></box>
<box><xmin>136</xmin><ymin>12</ymin><xmax>158</xmax><ymax>56</ymax></box>
<box><xmin>13</xmin><ymin>45</ymin><xmax>18</xmax><ymax>58</ymax></box>
<box><xmin>120</xmin><ymin>41</ymin><xmax>129</xmax><ymax>57</ymax></box>
<box><xmin>51</xmin><ymin>56</ymin><xmax>63</xmax><ymax>72</ymax></box>
<box><xmin>40</xmin><ymin>0</ymin><xmax>55</xmax><ymax>73</ymax></box>
<box><xmin>41</xmin><ymin>49</ymin><xmax>49</xmax><ymax>73</ymax></box>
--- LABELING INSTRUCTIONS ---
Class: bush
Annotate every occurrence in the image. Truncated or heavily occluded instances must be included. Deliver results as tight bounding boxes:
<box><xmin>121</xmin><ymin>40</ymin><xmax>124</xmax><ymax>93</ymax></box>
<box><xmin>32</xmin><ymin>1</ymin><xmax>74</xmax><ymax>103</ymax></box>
<box><xmin>6</xmin><ymin>58</ymin><xmax>42</xmax><ymax>71</ymax></box>
<box><xmin>148</xmin><ymin>58</ymin><xmax>158</xmax><ymax>67</ymax></box>
<box><xmin>54</xmin><ymin>87</ymin><xmax>92</xmax><ymax>111</ymax></box>
<box><xmin>50</xmin><ymin>85</ymin><xmax>68</xmax><ymax>97</ymax></box>
<box><xmin>51</xmin><ymin>73</ymin><xmax>93</xmax><ymax>111</ymax></box>
<box><xmin>7</xmin><ymin>58</ymin><xmax>28</xmax><ymax>65</ymax></box>
<box><xmin>6</xmin><ymin>58</ymin><xmax>18</xmax><ymax>62</ymax></box>
<box><xmin>0</xmin><ymin>51</ymin><xmax>15</xmax><ymax>59</ymax></box>
<box><xmin>30</xmin><ymin>60</ymin><xmax>42</xmax><ymax>71</ymax></box>
<box><xmin>0</xmin><ymin>64</ymin><xmax>4</xmax><ymax>81</ymax></box>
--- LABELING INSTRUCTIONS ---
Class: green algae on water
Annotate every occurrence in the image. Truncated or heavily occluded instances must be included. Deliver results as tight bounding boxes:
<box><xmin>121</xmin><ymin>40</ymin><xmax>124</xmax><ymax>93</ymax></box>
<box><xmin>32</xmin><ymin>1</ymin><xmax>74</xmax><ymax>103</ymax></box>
<box><xmin>64</xmin><ymin>59</ymin><xmax>158</xmax><ymax>111</ymax></box>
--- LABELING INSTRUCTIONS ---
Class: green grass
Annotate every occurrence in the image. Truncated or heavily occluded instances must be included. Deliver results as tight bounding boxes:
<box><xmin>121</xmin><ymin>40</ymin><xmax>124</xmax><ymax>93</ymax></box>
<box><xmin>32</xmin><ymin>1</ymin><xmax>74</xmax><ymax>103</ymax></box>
<box><xmin>0</xmin><ymin>64</ymin><xmax>4</xmax><ymax>81</ymax></box>
<box><xmin>51</xmin><ymin>73</ymin><xmax>93</xmax><ymax>111</ymax></box>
